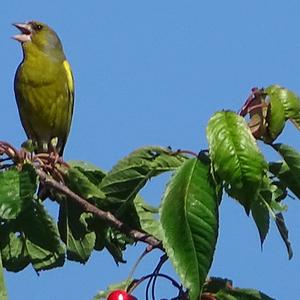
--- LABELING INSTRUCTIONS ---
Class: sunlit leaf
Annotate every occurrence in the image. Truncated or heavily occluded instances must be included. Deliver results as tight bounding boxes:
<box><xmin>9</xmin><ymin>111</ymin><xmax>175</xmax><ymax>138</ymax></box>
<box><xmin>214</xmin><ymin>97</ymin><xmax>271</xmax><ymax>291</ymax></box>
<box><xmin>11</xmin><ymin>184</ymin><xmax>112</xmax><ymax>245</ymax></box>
<box><xmin>207</xmin><ymin>111</ymin><xmax>267</xmax><ymax>213</ymax></box>
<box><xmin>100</xmin><ymin>146</ymin><xmax>186</xmax><ymax>204</ymax></box>
<box><xmin>265</xmin><ymin>85</ymin><xmax>300</xmax><ymax>130</ymax></box>
<box><xmin>265</xmin><ymin>95</ymin><xmax>286</xmax><ymax>142</ymax></box>
<box><xmin>160</xmin><ymin>157</ymin><xmax>219</xmax><ymax>300</ymax></box>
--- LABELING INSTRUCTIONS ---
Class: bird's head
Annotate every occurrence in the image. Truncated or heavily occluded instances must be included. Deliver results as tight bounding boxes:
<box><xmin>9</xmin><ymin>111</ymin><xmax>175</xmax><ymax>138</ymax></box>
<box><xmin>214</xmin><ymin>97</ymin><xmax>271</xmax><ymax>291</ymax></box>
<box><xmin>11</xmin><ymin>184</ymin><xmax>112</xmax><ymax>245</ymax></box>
<box><xmin>13</xmin><ymin>21</ymin><xmax>64</xmax><ymax>59</ymax></box>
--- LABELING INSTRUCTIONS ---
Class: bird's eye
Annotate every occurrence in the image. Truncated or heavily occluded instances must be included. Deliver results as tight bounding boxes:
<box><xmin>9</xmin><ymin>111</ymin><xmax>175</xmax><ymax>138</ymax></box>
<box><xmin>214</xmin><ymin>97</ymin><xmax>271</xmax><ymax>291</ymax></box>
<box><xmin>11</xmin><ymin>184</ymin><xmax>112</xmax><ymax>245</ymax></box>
<box><xmin>35</xmin><ymin>24</ymin><xmax>43</xmax><ymax>31</ymax></box>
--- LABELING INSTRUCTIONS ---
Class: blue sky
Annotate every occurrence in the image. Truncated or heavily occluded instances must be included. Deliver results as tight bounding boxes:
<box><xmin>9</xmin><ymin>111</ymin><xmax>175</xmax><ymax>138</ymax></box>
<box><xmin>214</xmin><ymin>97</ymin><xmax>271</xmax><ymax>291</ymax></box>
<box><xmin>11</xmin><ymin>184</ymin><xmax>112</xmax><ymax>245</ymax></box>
<box><xmin>1</xmin><ymin>1</ymin><xmax>300</xmax><ymax>299</ymax></box>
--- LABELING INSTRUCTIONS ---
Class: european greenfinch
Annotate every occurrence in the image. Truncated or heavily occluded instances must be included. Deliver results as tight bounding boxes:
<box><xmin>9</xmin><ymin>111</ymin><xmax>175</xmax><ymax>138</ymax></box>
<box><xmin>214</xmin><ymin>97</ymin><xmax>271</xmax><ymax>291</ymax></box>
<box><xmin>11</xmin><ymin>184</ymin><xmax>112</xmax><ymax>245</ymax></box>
<box><xmin>13</xmin><ymin>20</ymin><xmax>74</xmax><ymax>156</ymax></box>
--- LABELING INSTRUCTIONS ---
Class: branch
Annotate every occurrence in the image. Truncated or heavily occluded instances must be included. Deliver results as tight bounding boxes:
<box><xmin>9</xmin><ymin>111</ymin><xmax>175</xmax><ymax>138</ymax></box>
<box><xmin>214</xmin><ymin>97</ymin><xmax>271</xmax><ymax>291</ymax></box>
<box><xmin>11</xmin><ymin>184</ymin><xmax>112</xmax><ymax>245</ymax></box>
<box><xmin>35</xmin><ymin>168</ymin><xmax>164</xmax><ymax>250</ymax></box>
<box><xmin>0</xmin><ymin>141</ymin><xmax>164</xmax><ymax>250</ymax></box>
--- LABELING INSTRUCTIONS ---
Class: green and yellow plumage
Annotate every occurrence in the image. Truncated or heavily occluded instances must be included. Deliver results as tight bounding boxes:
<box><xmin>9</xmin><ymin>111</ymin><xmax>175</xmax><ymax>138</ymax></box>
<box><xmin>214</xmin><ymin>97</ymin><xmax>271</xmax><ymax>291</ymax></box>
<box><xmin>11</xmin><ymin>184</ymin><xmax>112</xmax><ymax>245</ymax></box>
<box><xmin>13</xmin><ymin>21</ymin><xmax>74</xmax><ymax>155</ymax></box>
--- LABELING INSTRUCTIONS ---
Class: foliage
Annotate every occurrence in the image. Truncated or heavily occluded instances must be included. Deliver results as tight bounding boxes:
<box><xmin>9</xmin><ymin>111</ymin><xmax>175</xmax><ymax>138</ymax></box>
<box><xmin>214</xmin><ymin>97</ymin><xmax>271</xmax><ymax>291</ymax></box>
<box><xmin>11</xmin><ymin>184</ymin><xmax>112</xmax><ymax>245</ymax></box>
<box><xmin>160</xmin><ymin>156</ymin><xmax>220</xmax><ymax>299</ymax></box>
<box><xmin>1</xmin><ymin>84</ymin><xmax>300</xmax><ymax>299</ymax></box>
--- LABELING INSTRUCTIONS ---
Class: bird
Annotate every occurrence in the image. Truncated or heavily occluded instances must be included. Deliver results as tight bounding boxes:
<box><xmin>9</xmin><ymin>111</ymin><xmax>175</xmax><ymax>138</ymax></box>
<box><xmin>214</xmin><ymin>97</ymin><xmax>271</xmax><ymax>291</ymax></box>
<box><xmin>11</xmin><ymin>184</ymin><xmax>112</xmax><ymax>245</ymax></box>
<box><xmin>13</xmin><ymin>20</ymin><xmax>74</xmax><ymax>156</ymax></box>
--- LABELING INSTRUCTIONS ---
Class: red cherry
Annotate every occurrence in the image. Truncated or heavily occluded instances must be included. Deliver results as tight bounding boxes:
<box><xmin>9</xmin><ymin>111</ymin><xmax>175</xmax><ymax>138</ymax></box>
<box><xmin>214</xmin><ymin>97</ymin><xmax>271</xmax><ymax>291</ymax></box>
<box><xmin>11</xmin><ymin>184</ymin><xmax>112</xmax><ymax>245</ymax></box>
<box><xmin>107</xmin><ymin>290</ymin><xmax>137</xmax><ymax>300</ymax></box>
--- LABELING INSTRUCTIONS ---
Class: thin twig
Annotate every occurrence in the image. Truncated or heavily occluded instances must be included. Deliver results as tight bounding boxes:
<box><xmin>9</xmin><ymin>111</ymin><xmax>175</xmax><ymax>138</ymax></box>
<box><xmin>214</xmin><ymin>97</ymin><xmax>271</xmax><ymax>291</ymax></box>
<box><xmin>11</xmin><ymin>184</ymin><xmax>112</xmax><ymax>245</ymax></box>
<box><xmin>171</xmin><ymin>149</ymin><xmax>198</xmax><ymax>157</ymax></box>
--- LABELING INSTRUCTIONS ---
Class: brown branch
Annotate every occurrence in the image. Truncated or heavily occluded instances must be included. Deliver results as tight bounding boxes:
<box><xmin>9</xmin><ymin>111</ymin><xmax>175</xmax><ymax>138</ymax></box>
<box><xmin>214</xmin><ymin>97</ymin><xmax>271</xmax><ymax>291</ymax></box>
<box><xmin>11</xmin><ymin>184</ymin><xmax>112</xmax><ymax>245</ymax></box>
<box><xmin>0</xmin><ymin>141</ymin><xmax>164</xmax><ymax>250</ymax></box>
<box><xmin>35</xmin><ymin>168</ymin><xmax>164</xmax><ymax>251</ymax></box>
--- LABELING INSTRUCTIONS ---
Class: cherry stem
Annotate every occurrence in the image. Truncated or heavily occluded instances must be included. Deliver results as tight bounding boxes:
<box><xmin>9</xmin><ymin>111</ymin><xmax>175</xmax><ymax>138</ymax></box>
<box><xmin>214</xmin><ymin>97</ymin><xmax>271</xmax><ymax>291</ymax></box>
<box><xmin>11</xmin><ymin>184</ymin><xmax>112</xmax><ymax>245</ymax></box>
<box><xmin>127</xmin><ymin>246</ymin><xmax>154</xmax><ymax>288</ymax></box>
<box><xmin>143</xmin><ymin>254</ymin><xmax>168</xmax><ymax>300</ymax></box>
<box><xmin>137</xmin><ymin>273</ymin><xmax>182</xmax><ymax>300</ymax></box>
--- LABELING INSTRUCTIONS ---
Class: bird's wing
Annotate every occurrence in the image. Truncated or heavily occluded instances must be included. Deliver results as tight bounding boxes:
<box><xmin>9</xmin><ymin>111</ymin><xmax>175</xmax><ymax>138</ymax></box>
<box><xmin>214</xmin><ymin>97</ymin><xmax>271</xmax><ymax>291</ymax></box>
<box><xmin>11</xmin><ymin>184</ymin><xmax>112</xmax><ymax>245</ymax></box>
<box><xmin>59</xmin><ymin>59</ymin><xmax>75</xmax><ymax>154</ymax></box>
<box><xmin>63</xmin><ymin>60</ymin><xmax>74</xmax><ymax>95</ymax></box>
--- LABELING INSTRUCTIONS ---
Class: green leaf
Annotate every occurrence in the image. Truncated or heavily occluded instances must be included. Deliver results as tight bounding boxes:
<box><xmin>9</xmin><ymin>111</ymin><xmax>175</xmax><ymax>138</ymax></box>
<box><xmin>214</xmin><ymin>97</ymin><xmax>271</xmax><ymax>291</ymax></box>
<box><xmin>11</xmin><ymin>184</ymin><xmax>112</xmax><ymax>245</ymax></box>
<box><xmin>265</xmin><ymin>85</ymin><xmax>300</xmax><ymax>130</ymax></box>
<box><xmin>112</xmin><ymin>194</ymin><xmax>162</xmax><ymax>241</ymax></box>
<box><xmin>91</xmin><ymin>193</ymin><xmax>162</xmax><ymax>259</ymax></box>
<box><xmin>100</xmin><ymin>146</ymin><xmax>186</xmax><ymax>204</ymax></box>
<box><xmin>0</xmin><ymin>253</ymin><xmax>8</xmax><ymax>300</ymax></box>
<box><xmin>113</xmin><ymin>198</ymin><xmax>141</xmax><ymax>231</ymax></box>
<box><xmin>20</xmin><ymin>164</ymin><xmax>38</xmax><ymax>200</ymax></box>
<box><xmin>0</xmin><ymin>169</ymin><xmax>22</xmax><ymax>220</ymax></box>
<box><xmin>275</xmin><ymin>213</ymin><xmax>293</xmax><ymax>259</ymax></box>
<box><xmin>0</xmin><ymin>164</ymin><xmax>37</xmax><ymax>220</ymax></box>
<box><xmin>58</xmin><ymin>200</ymin><xmax>96</xmax><ymax>263</ymax></box>
<box><xmin>269</xmin><ymin>197</ymin><xmax>287</xmax><ymax>214</ymax></box>
<box><xmin>160</xmin><ymin>157</ymin><xmax>219</xmax><ymax>300</ymax></box>
<box><xmin>0</xmin><ymin>228</ymin><xmax>30</xmax><ymax>272</ymax></box>
<box><xmin>252</xmin><ymin>176</ymin><xmax>291</xmax><ymax>256</ymax></box>
<box><xmin>272</xmin><ymin>143</ymin><xmax>300</xmax><ymax>185</ymax></box>
<box><xmin>251</xmin><ymin>176</ymin><xmax>282</xmax><ymax>246</ymax></box>
<box><xmin>267</xmin><ymin>180</ymin><xmax>288</xmax><ymax>206</ymax></box>
<box><xmin>66</xmin><ymin>166</ymin><xmax>106</xmax><ymax>204</ymax></box>
<box><xmin>206</xmin><ymin>111</ymin><xmax>267</xmax><ymax>213</ymax></box>
<box><xmin>251</xmin><ymin>193</ymin><xmax>269</xmax><ymax>246</ymax></box>
<box><xmin>215</xmin><ymin>288</ymin><xmax>275</xmax><ymax>300</ymax></box>
<box><xmin>68</xmin><ymin>160</ymin><xmax>106</xmax><ymax>186</ymax></box>
<box><xmin>18</xmin><ymin>200</ymin><xmax>65</xmax><ymax>271</ymax></box>
<box><xmin>265</xmin><ymin>95</ymin><xmax>286</xmax><ymax>142</ymax></box>
<box><xmin>93</xmin><ymin>279</ymin><xmax>132</xmax><ymax>300</ymax></box>
<box><xmin>269</xmin><ymin>161</ymin><xmax>300</xmax><ymax>199</ymax></box>
<box><xmin>104</xmin><ymin>227</ymin><xmax>133</xmax><ymax>264</ymax></box>
<box><xmin>89</xmin><ymin>218</ymin><xmax>107</xmax><ymax>251</ymax></box>
<box><xmin>1</xmin><ymin>199</ymin><xmax>65</xmax><ymax>272</ymax></box>
<box><xmin>134</xmin><ymin>195</ymin><xmax>162</xmax><ymax>240</ymax></box>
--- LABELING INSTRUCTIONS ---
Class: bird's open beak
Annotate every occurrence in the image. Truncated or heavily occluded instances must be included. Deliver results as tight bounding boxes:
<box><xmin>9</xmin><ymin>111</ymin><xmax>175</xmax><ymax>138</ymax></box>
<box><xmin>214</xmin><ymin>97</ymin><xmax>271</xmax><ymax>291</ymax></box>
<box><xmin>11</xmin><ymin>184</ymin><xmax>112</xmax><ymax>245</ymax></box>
<box><xmin>12</xmin><ymin>23</ymin><xmax>32</xmax><ymax>43</ymax></box>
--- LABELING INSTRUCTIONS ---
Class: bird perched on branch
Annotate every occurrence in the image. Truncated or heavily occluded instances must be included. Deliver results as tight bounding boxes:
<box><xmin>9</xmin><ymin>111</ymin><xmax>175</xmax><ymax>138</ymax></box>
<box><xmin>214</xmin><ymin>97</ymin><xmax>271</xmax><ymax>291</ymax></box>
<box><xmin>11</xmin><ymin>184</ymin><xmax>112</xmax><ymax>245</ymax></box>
<box><xmin>13</xmin><ymin>20</ymin><xmax>74</xmax><ymax>156</ymax></box>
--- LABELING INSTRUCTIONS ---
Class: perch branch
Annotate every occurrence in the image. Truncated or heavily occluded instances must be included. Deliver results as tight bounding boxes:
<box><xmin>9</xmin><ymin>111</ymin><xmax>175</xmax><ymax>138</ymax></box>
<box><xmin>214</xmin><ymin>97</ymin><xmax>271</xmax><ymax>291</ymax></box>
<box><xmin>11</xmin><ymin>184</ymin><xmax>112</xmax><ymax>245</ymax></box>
<box><xmin>35</xmin><ymin>168</ymin><xmax>164</xmax><ymax>250</ymax></box>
